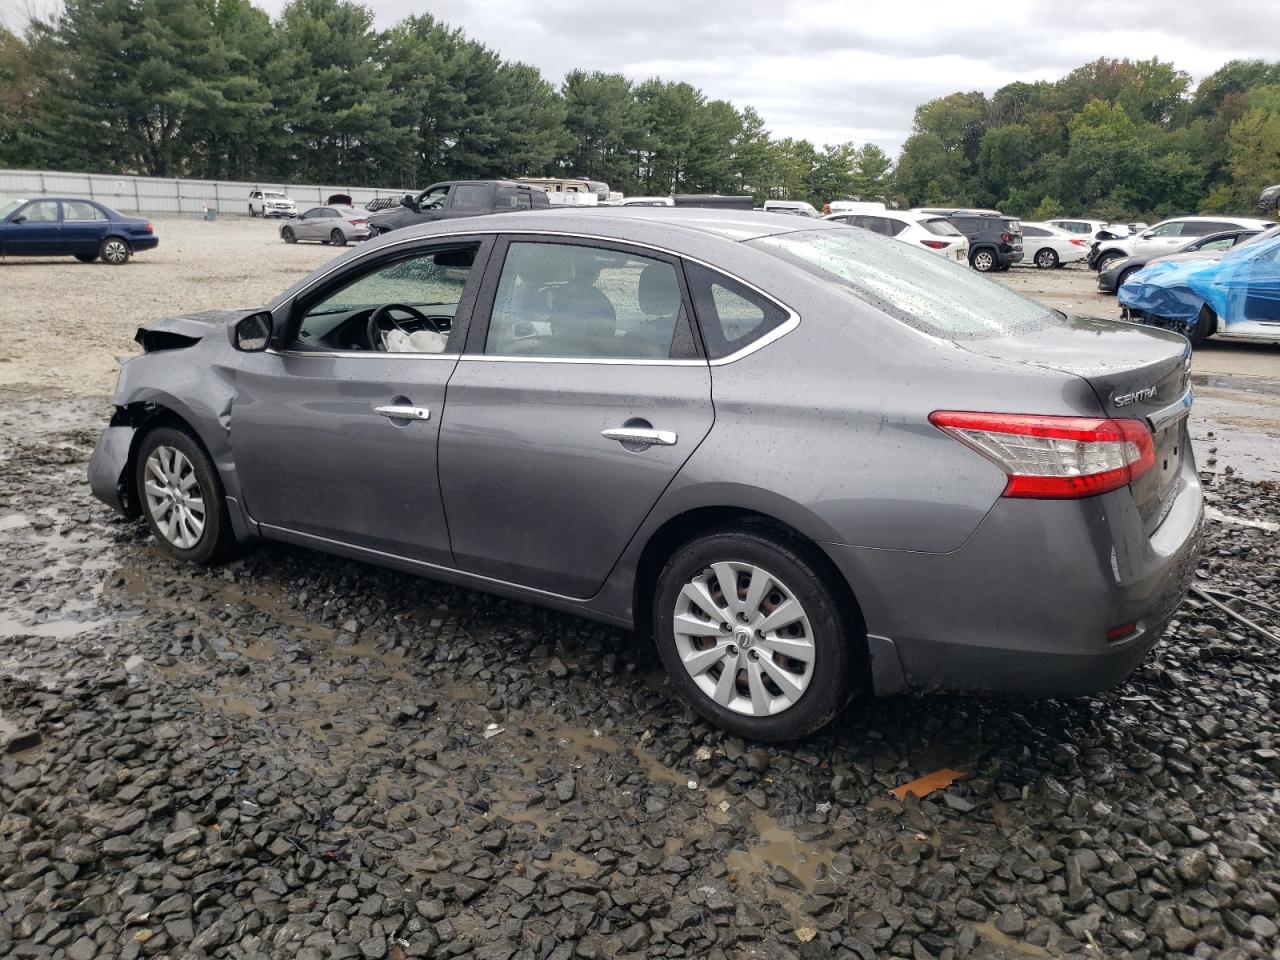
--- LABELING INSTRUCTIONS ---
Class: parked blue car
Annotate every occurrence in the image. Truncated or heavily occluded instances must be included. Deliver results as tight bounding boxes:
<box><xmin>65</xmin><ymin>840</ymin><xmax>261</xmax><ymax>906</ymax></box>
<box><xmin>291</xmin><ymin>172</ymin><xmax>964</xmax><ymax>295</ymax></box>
<box><xmin>1119</xmin><ymin>225</ymin><xmax>1280</xmax><ymax>346</ymax></box>
<box><xmin>0</xmin><ymin>197</ymin><xmax>158</xmax><ymax>265</ymax></box>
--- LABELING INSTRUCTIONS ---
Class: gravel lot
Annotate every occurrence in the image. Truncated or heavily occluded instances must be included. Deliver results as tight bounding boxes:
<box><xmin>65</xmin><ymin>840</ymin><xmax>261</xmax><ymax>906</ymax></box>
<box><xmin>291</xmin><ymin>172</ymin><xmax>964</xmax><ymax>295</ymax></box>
<box><xmin>2</xmin><ymin>217</ymin><xmax>1280</xmax><ymax>959</ymax></box>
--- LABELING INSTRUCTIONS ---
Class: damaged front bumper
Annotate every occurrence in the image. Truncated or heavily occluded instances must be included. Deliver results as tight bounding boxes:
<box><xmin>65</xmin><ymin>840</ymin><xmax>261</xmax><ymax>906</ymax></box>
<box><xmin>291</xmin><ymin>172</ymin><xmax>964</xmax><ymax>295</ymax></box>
<box><xmin>88</xmin><ymin>419</ymin><xmax>139</xmax><ymax>518</ymax></box>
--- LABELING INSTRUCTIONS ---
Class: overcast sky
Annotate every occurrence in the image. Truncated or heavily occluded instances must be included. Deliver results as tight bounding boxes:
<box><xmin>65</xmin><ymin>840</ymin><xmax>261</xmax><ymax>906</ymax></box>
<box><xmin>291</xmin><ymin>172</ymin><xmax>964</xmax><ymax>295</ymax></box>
<box><xmin>7</xmin><ymin>0</ymin><xmax>1280</xmax><ymax>153</ymax></box>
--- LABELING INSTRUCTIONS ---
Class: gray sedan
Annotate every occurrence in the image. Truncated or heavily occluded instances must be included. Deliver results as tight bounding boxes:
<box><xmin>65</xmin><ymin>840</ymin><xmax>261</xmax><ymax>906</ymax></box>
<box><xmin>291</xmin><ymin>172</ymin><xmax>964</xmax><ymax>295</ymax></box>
<box><xmin>89</xmin><ymin>210</ymin><xmax>1202</xmax><ymax>741</ymax></box>
<box><xmin>281</xmin><ymin>205</ymin><xmax>371</xmax><ymax>245</ymax></box>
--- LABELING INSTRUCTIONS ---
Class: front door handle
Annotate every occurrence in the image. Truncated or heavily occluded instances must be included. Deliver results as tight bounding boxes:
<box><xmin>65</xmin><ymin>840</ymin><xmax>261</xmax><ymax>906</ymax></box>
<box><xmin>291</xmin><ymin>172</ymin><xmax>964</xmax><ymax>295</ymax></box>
<box><xmin>375</xmin><ymin>404</ymin><xmax>431</xmax><ymax>422</ymax></box>
<box><xmin>601</xmin><ymin>427</ymin><xmax>677</xmax><ymax>447</ymax></box>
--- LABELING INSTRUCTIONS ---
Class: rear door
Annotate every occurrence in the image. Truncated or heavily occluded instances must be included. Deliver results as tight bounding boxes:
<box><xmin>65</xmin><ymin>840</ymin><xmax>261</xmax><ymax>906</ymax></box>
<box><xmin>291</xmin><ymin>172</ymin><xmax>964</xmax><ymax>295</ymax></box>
<box><xmin>437</xmin><ymin>236</ymin><xmax>714</xmax><ymax>597</ymax></box>
<box><xmin>61</xmin><ymin>200</ymin><xmax>108</xmax><ymax>255</ymax></box>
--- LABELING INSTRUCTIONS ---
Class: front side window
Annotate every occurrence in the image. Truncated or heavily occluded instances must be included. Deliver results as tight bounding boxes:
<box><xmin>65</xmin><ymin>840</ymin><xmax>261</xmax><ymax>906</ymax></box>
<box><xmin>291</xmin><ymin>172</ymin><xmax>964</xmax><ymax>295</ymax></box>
<box><xmin>749</xmin><ymin>228</ymin><xmax>1055</xmax><ymax>340</ymax></box>
<box><xmin>417</xmin><ymin>186</ymin><xmax>450</xmax><ymax>210</ymax></box>
<box><xmin>1151</xmin><ymin>221</ymin><xmax>1184</xmax><ymax>237</ymax></box>
<box><xmin>451</xmin><ymin>185</ymin><xmax>489</xmax><ymax>211</ymax></box>
<box><xmin>684</xmin><ymin>262</ymin><xmax>789</xmax><ymax>359</ymax></box>
<box><xmin>485</xmin><ymin>242</ymin><xmax>685</xmax><ymax>359</ymax></box>
<box><xmin>293</xmin><ymin>246</ymin><xmax>480</xmax><ymax>353</ymax></box>
<box><xmin>301</xmin><ymin>208</ymin><xmax>323</xmax><ymax>220</ymax></box>
<box><xmin>18</xmin><ymin>200</ymin><xmax>60</xmax><ymax>223</ymax></box>
<box><xmin>63</xmin><ymin>201</ymin><xmax>104</xmax><ymax>221</ymax></box>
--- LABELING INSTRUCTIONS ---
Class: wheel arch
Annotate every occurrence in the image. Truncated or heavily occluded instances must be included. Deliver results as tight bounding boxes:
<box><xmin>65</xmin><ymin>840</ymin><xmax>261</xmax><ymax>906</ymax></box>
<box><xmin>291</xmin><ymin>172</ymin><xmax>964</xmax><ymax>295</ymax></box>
<box><xmin>630</xmin><ymin>504</ymin><xmax>868</xmax><ymax>666</ymax></box>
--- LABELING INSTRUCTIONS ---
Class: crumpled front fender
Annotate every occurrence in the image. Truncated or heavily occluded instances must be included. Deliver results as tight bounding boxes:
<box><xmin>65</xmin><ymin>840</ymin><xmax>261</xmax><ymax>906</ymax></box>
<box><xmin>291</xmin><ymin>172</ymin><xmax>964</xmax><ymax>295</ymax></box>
<box><xmin>88</xmin><ymin>421</ymin><xmax>139</xmax><ymax>518</ymax></box>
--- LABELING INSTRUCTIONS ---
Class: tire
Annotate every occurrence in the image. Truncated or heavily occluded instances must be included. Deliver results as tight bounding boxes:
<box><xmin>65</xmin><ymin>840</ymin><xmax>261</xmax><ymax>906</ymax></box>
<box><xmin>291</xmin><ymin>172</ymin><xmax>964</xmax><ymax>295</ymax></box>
<box><xmin>75</xmin><ymin>253</ymin><xmax>97</xmax><ymax>263</ymax></box>
<box><xmin>652</xmin><ymin>527</ymin><xmax>858</xmax><ymax>741</ymax></box>
<box><xmin>1034</xmin><ymin>248</ymin><xmax>1059</xmax><ymax>269</ymax></box>
<box><xmin>1189</xmin><ymin>306</ymin><xmax>1217</xmax><ymax>348</ymax></box>
<box><xmin>250</xmin><ymin>206</ymin><xmax>258</xmax><ymax>217</ymax></box>
<box><xmin>971</xmin><ymin>248</ymin><xmax>996</xmax><ymax>272</ymax></box>
<box><xmin>99</xmin><ymin>237</ymin><xmax>130</xmax><ymax>265</ymax></box>
<box><xmin>1115</xmin><ymin>266</ymin><xmax>1140</xmax><ymax>291</ymax></box>
<box><xmin>135</xmin><ymin>426</ymin><xmax>233</xmax><ymax>565</ymax></box>
<box><xmin>1095</xmin><ymin>251</ymin><xmax>1123</xmax><ymax>272</ymax></box>
<box><xmin>330</xmin><ymin>229</ymin><xmax>346</xmax><ymax>246</ymax></box>
<box><xmin>281</xmin><ymin>226</ymin><xmax>296</xmax><ymax>244</ymax></box>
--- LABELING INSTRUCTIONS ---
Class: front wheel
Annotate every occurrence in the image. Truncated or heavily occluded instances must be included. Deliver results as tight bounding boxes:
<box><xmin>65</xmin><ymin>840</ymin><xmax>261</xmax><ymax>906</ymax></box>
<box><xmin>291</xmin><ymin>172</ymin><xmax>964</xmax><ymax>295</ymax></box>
<box><xmin>1189</xmin><ymin>305</ymin><xmax>1217</xmax><ymax>348</ymax></box>
<box><xmin>135</xmin><ymin>426</ymin><xmax>234</xmax><ymax>564</ymax></box>
<box><xmin>1034</xmin><ymin>248</ymin><xmax>1058</xmax><ymax>269</ymax></box>
<box><xmin>281</xmin><ymin>226</ymin><xmax>296</xmax><ymax>243</ymax></box>
<box><xmin>99</xmin><ymin>237</ymin><xmax>130</xmax><ymax>265</ymax></box>
<box><xmin>652</xmin><ymin>528</ymin><xmax>858</xmax><ymax>741</ymax></box>
<box><xmin>330</xmin><ymin>228</ymin><xmax>346</xmax><ymax>246</ymax></box>
<box><xmin>971</xmin><ymin>249</ymin><xmax>996</xmax><ymax>272</ymax></box>
<box><xmin>1096</xmin><ymin>252</ymin><xmax>1123</xmax><ymax>272</ymax></box>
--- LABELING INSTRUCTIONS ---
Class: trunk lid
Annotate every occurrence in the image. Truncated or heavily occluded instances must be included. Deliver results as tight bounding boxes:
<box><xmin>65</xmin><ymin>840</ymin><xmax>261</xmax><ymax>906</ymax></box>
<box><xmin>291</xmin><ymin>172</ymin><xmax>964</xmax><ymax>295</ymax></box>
<box><xmin>961</xmin><ymin>316</ymin><xmax>1193</xmax><ymax>533</ymax></box>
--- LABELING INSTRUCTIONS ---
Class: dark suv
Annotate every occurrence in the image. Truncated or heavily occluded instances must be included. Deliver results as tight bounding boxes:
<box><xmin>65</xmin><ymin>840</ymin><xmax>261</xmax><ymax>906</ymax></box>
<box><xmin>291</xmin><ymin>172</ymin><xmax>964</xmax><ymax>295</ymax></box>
<box><xmin>369</xmin><ymin>180</ymin><xmax>549</xmax><ymax>235</ymax></box>
<box><xmin>919</xmin><ymin>209</ymin><xmax>1023</xmax><ymax>272</ymax></box>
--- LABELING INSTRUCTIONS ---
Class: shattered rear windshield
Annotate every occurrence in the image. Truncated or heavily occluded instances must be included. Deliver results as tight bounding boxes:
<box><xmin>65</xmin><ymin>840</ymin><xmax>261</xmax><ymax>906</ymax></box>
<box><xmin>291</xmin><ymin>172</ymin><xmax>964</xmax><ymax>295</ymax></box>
<box><xmin>749</xmin><ymin>228</ymin><xmax>1057</xmax><ymax>339</ymax></box>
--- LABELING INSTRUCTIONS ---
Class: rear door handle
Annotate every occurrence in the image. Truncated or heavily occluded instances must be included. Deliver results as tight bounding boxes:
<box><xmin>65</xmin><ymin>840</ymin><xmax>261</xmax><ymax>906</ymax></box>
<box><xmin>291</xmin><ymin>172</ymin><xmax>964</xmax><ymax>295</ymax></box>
<box><xmin>601</xmin><ymin>427</ymin><xmax>677</xmax><ymax>447</ymax></box>
<box><xmin>375</xmin><ymin>404</ymin><xmax>431</xmax><ymax>422</ymax></box>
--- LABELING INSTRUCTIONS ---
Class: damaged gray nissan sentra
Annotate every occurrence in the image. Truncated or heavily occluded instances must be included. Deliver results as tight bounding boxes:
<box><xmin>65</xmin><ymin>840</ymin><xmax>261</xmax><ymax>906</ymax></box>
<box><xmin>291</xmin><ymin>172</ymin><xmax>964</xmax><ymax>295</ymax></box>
<box><xmin>89</xmin><ymin>209</ymin><xmax>1202</xmax><ymax>741</ymax></box>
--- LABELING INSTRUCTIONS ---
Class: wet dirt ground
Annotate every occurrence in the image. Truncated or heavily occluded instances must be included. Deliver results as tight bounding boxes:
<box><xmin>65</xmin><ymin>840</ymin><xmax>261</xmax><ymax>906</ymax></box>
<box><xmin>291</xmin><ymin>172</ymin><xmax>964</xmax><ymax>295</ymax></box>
<box><xmin>2</xmin><ymin>223</ymin><xmax>1280</xmax><ymax>959</ymax></box>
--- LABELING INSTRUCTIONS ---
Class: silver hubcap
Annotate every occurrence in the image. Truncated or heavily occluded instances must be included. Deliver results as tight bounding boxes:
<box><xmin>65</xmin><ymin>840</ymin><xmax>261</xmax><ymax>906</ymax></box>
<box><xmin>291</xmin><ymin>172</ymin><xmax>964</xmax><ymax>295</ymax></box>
<box><xmin>1037</xmin><ymin>251</ymin><xmax>1053</xmax><ymax>266</ymax></box>
<box><xmin>974</xmin><ymin>252</ymin><xmax>993</xmax><ymax>270</ymax></box>
<box><xmin>672</xmin><ymin>561</ymin><xmax>815</xmax><ymax>717</ymax></box>
<box><xmin>143</xmin><ymin>446</ymin><xmax>206</xmax><ymax>549</ymax></box>
<box><xmin>104</xmin><ymin>241</ymin><xmax>127</xmax><ymax>263</ymax></box>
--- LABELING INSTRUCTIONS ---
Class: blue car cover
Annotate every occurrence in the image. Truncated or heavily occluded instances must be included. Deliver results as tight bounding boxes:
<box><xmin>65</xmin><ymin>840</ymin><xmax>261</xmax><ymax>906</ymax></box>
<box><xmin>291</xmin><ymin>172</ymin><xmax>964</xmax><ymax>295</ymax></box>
<box><xmin>1118</xmin><ymin>229</ymin><xmax>1280</xmax><ymax>332</ymax></box>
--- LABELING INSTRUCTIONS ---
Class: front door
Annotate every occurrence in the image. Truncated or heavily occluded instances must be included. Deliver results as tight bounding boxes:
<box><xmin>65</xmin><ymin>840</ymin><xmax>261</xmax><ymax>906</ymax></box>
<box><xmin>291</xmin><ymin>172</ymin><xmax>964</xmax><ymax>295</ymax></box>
<box><xmin>4</xmin><ymin>200</ymin><xmax>62</xmax><ymax>255</ymax></box>
<box><xmin>438</xmin><ymin>237</ymin><xmax>714</xmax><ymax>598</ymax></box>
<box><xmin>232</xmin><ymin>238</ymin><xmax>492</xmax><ymax>565</ymax></box>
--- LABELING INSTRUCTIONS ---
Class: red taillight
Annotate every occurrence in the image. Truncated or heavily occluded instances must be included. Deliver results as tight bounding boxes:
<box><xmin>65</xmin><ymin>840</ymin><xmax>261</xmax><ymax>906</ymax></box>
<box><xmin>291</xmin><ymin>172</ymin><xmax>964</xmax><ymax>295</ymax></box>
<box><xmin>919</xmin><ymin>240</ymin><xmax>949</xmax><ymax>249</ymax></box>
<box><xmin>1107</xmin><ymin>622</ymin><xmax>1139</xmax><ymax>642</ymax></box>
<box><xmin>1000</xmin><ymin>232</ymin><xmax>1013</xmax><ymax>243</ymax></box>
<box><xmin>350</xmin><ymin>219</ymin><xmax>366</xmax><ymax>226</ymax></box>
<box><xmin>928</xmin><ymin>411</ymin><xmax>1155</xmax><ymax>499</ymax></box>
<box><xmin>1070</xmin><ymin>238</ymin><xmax>1086</xmax><ymax>246</ymax></box>
<box><xmin>144</xmin><ymin>222</ymin><xmax>153</xmax><ymax>233</ymax></box>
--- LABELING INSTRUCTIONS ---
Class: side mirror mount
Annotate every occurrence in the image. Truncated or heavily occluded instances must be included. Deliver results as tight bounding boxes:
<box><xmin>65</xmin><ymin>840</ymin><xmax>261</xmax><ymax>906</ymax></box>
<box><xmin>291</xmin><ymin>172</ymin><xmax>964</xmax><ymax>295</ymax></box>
<box><xmin>233</xmin><ymin>311</ymin><xmax>273</xmax><ymax>352</ymax></box>
<box><xmin>11</xmin><ymin>215</ymin><xmax>25</xmax><ymax>224</ymax></box>
<box><xmin>1141</xmin><ymin>230</ymin><xmax>1155</xmax><ymax>239</ymax></box>
<box><xmin>401</xmin><ymin>194</ymin><xmax>416</xmax><ymax>210</ymax></box>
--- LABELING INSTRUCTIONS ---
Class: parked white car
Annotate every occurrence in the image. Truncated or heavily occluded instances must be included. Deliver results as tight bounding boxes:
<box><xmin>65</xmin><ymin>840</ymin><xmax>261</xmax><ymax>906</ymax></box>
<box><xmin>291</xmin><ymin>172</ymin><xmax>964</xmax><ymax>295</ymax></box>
<box><xmin>763</xmin><ymin>199</ymin><xmax>821</xmax><ymax>218</ymax></box>
<box><xmin>614</xmin><ymin>196</ymin><xmax>675</xmax><ymax>207</ymax></box>
<box><xmin>825</xmin><ymin>200</ymin><xmax>886</xmax><ymax>216</ymax></box>
<box><xmin>1016</xmin><ymin>222</ymin><xmax>1090</xmax><ymax>268</ymax></box>
<box><xmin>1091</xmin><ymin>215</ymin><xmax>1275</xmax><ymax>270</ymax></box>
<box><xmin>824</xmin><ymin>210</ymin><xmax>970</xmax><ymax>263</ymax></box>
<box><xmin>248</xmin><ymin>190</ymin><xmax>297</xmax><ymax>218</ymax></box>
<box><xmin>1045</xmin><ymin>218</ymin><xmax>1121</xmax><ymax>238</ymax></box>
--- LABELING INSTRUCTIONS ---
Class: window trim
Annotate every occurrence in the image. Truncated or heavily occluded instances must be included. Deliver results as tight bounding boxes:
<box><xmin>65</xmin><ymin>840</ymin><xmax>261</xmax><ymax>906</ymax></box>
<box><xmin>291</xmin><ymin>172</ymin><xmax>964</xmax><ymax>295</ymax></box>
<box><xmin>273</xmin><ymin>235</ymin><xmax>495</xmax><ymax>357</ymax></box>
<box><xmin>270</xmin><ymin>228</ymin><xmax>799</xmax><ymax>366</ymax></box>
<box><xmin>62</xmin><ymin>200</ymin><xmax>106</xmax><ymax>222</ymax></box>
<box><xmin>16</xmin><ymin>200</ymin><xmax>62</xmax><ymax>223</ymax></box>
<box><xmin>464</xmin><ymin>234</ymin><xmax>705</xmax><ymax>363</ymax></box>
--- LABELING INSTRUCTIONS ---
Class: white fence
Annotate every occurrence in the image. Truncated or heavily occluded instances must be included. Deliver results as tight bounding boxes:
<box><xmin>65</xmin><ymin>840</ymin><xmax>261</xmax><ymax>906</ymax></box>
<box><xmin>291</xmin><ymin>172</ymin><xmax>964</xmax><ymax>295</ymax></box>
<box><xmin>0</xmin><ymin>168</ymin><xmax>409</xmax><ymax>216</ymax></box>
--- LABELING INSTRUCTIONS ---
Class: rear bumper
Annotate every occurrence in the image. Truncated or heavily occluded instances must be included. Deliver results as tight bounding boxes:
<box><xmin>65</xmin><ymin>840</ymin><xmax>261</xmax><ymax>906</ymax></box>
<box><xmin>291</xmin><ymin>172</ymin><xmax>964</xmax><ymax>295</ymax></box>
<box><xmin>824</xmin><ymin>456</ymin><xmax>1203</xmax><ymax>698</ymax></box>
<box><xmin>130</xmin><ymin>236</ymin><xmax>159</xmax><ymax>252</ymax></box>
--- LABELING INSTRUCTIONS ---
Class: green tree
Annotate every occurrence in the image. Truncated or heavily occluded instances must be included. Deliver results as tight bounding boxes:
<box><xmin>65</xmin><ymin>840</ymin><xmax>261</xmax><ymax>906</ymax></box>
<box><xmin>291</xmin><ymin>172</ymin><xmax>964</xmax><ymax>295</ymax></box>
<box><xmin>1030</xmin><ymin>196</ymin><xmax>1064</xmax><ymax>220</ymax></box>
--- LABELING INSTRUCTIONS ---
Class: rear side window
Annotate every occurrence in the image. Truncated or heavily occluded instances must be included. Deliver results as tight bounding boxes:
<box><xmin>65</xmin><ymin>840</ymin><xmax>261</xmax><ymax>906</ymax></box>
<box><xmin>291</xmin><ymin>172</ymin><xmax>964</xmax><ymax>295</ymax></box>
<box><xmin>1022</xmin><ymin>226</ymin><xmax>1048</xmax><ymax>238</ymax></box>
<box><xmin>922</xmin><ymin>218</ymin><xmax>962</xmax><ymax>236</ymax></box>
<box><xmin>452</xmin><ymin>185</ymin><xmax>489</xmax><ymax>211</ymax></box>
<box><xmin>684</xmin><ymin>262</ymin><xmax>789</xmax><ymax>359</ymax></box>
<box><xmin>63</xmin><ymin>201</ymin><xmax>104</xmax><ymax>221</ymax></box>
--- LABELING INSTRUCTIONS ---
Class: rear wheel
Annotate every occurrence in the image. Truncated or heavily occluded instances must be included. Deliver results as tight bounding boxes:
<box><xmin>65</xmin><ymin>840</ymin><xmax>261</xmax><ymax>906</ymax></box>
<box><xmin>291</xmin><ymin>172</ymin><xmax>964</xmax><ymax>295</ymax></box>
<box><xmin>1034</xmin><ymin>248</ymin><xmax>1059</xmax><ymax>269</ymax></box>
<box><xmin>99</xmin><ymin>237</ymin><xmax>130</xmax><ymax>265</ymax></box>
<box><xmin>971</xmin><ymin>248</ymin><xmax>996</xmax><ymax>272</ymax></box>
<box><xmin>281</xmin><ymin>226</ymin><xmax>296</xmax><ymax>243</ymax></box>
<box><xmin>1189</xmin><ymin>306</ymin><xmax>1217</xmax><ymax>348</ymax></box>
<box><xmin>135</xmin><ymin>427</ymin><xmax>233</xmax><ymax>564</ymax></box>
<box><xmin>652</xmin><ymin>528</ymin><xmax>857</xmax><ymax>741</ymax></box>
<box><xmin>330</xmin><ymin>228</ymin><xmax>346</xmax><ymax>246</ymax></box>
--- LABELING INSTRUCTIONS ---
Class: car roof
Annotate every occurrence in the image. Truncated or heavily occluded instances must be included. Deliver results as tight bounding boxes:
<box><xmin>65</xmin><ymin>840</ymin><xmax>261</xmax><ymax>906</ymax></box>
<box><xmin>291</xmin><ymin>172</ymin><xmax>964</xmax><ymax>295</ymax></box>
<box><xmin>377</xmin><ymin>208</ymin><xmax>845</xmax><ymax>245</ymax></box>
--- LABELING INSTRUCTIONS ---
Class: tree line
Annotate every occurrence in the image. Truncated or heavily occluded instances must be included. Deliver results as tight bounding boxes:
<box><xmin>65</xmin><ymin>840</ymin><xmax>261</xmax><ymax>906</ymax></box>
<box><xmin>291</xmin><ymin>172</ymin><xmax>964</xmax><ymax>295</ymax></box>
<box><xmin>0</xmin><ymin>0</ymin><xmax>1277</xmax><ymax>219</ymax></box>
<box><xmin>0</xmin><ymin>0</ymin><xmax>892</xmax><ymax>203</ymax></box>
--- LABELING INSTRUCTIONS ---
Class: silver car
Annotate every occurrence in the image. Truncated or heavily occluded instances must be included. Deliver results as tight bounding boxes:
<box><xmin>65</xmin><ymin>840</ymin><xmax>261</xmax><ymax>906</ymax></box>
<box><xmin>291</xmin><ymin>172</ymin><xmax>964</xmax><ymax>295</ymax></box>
<box><xmin>281</xmin><ymin>205</ymin><xmax>371</xmax><ymax>245</ymax></box>
<box><xmin>89</xmin><ymin>210</ymin><xmax>1202</xmax><ymax>741</ymax></box>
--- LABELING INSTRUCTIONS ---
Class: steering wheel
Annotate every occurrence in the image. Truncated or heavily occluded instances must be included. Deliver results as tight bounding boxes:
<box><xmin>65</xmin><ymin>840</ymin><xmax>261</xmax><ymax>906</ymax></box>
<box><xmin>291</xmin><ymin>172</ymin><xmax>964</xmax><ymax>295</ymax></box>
<box><xmin>367</xmin><ymin>303</ymin><xmax>446</xmax><ymax>351</ymax></box>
